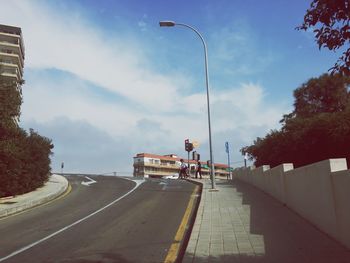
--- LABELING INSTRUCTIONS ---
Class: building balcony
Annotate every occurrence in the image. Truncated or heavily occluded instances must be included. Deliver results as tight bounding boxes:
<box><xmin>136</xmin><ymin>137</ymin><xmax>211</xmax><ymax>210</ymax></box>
<box><xmin>134</xmin><ymin>162</ymin><xmax>178</xmax><ymax>169</ymax></box>
<box><xmin>0</xmin><ymin>41</ymin><xmax>24</xmax><ymax>62</ymax></box>
<box><xmin>0</xmin><ymin>51</ymin><xmax>24</xmax><ymax>70</ymax></box>
<box><xmin>0</xmin><ymin>24</ymin><xmax>25</xmax><ymax>57</ymax></box>
<box><xmin>0</xmin><ymin>71</ymin><xmax>18</xmax><ymax>81</ymax></box>
<box><xmin>134</xmin><ymin>161</ymin><xmax>228</xmax><ymax>173</ymax></box>
<box><xmin>0</xmin><ymin>30</ymin><xmax>22</xmax><ymax>38</ymax></box>
<box><xmin>0</xmin><ymin>62</ymin><xmax>22</xmax><ymax>80</ymax></box>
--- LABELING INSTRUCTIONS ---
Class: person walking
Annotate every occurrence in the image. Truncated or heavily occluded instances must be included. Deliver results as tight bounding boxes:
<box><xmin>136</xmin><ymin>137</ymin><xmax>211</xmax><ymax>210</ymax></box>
<box><xmin>195</xmin><ymin>161</ymin><xmax>202</xmax><ymax>179</ymax></box>
<box><xmin>179</xmin><ymin>159</ymin><xmax>188</xmax><ymax>179</ymax></box>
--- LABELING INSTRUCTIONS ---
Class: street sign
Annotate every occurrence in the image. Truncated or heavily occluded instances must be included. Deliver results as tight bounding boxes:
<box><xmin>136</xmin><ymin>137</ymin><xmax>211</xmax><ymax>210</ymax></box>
<box><xmin>192</xmin><ymin>141</ymin><xmax>200</xmax><ymax>148</ymax></box>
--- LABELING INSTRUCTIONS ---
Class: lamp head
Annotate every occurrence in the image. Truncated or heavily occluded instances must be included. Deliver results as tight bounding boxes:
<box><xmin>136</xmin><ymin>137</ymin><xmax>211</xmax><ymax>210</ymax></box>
<box><xmin>159</xmin><ymin>21</ymin><xmax>176</xmax><ymax>27</ymax></box>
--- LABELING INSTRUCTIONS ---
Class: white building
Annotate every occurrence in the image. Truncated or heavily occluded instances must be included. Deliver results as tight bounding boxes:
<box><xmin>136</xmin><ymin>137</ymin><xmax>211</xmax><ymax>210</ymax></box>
<box><xmin>0</xmin><ymin>24</ymin><xmax>25</xmax><ymax>83</ymax></box>
<box><xmin>133</xmin><ymin>152</ymin><xmax>229</xmax><ymax>178</ymax></box>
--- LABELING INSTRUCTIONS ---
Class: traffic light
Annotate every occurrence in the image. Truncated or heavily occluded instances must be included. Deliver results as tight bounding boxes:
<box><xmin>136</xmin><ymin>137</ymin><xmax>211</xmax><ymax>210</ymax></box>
<box><xmin>192</xmin><ymin>151</ymin><xmax>200</xmax><ymax>161</ymax></box>
<box><xmin>185</xmin><ymin>139</ymin><xmax>193</xmax><ymax>152</ymax></box>
<box><xmin>185</xmin><ymin>139</ymin><xmax>189</xmax><ymax>151</ymax></box>
<box><xmin>192</xmin><ymin>151</ymin><xmax>197</xmax><ymax>160</ymax></box>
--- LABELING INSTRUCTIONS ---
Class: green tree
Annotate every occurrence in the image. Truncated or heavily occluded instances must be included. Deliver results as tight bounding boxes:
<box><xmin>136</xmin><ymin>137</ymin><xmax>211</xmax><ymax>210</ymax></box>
<box><xmin>298</xmin><ymin>0</ymin><xmax>350</xmax><ymax>75</ymax></box>
<box><xmin>243</xmin><ymin>73</ymin><xmax>350</xmax><ymax>168</ymax></box>
<box><xmin>281</xmin><ymin>73</ymin><xmax>350</xmax><ymax>124</ymax></box>
<box><xmin>0</xmin><ymin>74</ymin><xmax>54</xmax><ymax>197</ymax></box>
<box><xmin>0</xmin><ymin>77</ymin><xmax>22</xmax><ymax>129</ymax></box>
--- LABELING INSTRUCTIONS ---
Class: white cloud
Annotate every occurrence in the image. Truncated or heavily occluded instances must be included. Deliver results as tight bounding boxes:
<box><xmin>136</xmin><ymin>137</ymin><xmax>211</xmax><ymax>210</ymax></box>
<box><xmin>1</xmin><ymin>1</ymin><xmax>180</xmax><ymax>111</ymax></box>
<box><xmin>21</xmin><ymin>69</ymin><xmax>288</xmax><ymax>172</ymax></box>
<box><xmin>1</xmin><ymin>1</ymin><xmax>290</xmax><ymax>172</ymax></box>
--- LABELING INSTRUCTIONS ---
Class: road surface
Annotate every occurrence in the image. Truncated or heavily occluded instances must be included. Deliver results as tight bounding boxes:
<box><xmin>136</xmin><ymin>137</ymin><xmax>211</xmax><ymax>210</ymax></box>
<box><xmin>0</xmin><ymin>175</ymin><xmax>198</xmax><ymax>263</ymax></box>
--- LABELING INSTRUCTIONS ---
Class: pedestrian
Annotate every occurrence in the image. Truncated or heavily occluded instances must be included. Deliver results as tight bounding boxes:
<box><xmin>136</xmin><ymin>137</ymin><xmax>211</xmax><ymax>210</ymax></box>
<box><xmin>179</xmin><ymin>159</ymin><xmax>188</xmax><ymax>179</ymax></box>
<box><xmin>195</xmin><ymin>161</ymin><xmax>202</xmax><ymax>179</ymax></box>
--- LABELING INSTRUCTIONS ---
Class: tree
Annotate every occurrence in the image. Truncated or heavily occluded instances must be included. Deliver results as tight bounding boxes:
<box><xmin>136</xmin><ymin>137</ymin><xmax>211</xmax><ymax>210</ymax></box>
<box><xmin>298</xmin><ymin>0</ymin><xmax>350</xmax><ymax>75</ymax></box>
<box><xmin>0</xmin><ymin>75</ymin><xmax>22</xmax><ymax>129</ymax></box>
<box><xmin>243</xmin><ymin>73</ymin><xmax>350</xmax><ymax>168</ymax></box>
<box><xmin>0</xmin><ymin>73</ymin><xmax>54</xmax><ymax>197</ymax></box>
<box><xmin>280</xmin><ymin>73</ymin><xmax>350</xmax><ymax>125</ymax></box>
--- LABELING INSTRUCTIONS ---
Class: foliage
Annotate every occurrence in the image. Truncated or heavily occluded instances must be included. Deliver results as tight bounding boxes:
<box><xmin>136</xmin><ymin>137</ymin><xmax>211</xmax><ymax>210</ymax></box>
<box><xmin>280</xmin><ymin>73</ymin><xmax>350</xmax><ymax>123</ymax></box>
<box><xmin>0</xmin><ymin>79</ymin><xmax>22</xmax><ymax>129</ymax></box>
<box><xmin>0</xmin><ymin>77</ymin><xmax>53</xmax><ymax>197</ymax></box>
<box><xmin>242</xmin><ymin>73</ymin><xmax>350</xmax><ymax>168</ymax></box>
<box><xmin>297</xmin><ymin>0</ymin><xmax>350</xmax><ymax>75</ymax></box>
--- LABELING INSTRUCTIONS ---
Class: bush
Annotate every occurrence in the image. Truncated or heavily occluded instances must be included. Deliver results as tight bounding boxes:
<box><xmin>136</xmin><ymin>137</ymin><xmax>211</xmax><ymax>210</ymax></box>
<box><xmin>0</xmin><ymin>77</ymin><xmax>53</xmax><ymax>197</ymax></box>
<box><xmin>0</xmin><ymin>125</ymin><xmax>53</xmax><ymax>197</ymax></box>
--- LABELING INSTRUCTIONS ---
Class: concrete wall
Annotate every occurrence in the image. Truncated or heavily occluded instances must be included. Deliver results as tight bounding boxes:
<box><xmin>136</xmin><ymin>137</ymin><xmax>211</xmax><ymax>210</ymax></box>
<box><xmin>232</xmin><ymin>158</ymin><xmax>350</xmax><ymax>249</ymax></box>
<box><xmin>332</xmin><ymin>169</ymin><xmax>350</xmax><ymax>248</ymax></box>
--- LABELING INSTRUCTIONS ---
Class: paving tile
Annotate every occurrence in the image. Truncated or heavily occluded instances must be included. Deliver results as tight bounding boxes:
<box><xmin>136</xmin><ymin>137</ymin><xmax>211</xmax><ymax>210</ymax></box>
<box><xmin>252</xmin><ymin>245</ymin><xmax>265</xmax><ymax>255</ymax></box>
<box><xmin>193</xmin><ymin>256</ymin><xmax>209</xmax><ymax>263</ymax></box>
<box><xmin>210</xmin><ymin>239</ymin><xmax>223</xmax><ymax>245</ymax></box>
<box><xmin>182</xmin><ymin>256</ymin><xmax>193</xmax><ymax>263</ymax></box>
<box><xmin>185</xmin><ymin>179</ymin><xmax>350</xmax><ymax>263</ymax></box>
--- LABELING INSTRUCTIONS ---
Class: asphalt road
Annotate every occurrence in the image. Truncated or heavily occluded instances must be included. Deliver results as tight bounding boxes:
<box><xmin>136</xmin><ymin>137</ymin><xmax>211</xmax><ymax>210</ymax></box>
<box><xmin>0</xmin><ymin>175</ymin><xmax>198</xmax><ymax>263</ymax></box>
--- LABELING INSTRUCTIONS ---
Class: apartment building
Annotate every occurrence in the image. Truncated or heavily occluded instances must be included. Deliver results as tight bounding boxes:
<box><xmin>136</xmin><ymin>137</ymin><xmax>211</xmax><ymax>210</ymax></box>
<box><xmin>0</xmin><ymin>24</ymin><xmax>25</xmax><ymax>83</ymax></box>
<box><xmin>133</xmin><ymin>153</ymin><xmax>229</xmax><ymax>178</ymax></box>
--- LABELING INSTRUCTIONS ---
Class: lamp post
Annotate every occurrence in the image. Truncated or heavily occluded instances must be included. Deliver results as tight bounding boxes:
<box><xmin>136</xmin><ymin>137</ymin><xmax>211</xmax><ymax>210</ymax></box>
<box><xmin>159</xmin><ymin>21</ymin><xmax>216</xmax><ymax>189</ymax></box>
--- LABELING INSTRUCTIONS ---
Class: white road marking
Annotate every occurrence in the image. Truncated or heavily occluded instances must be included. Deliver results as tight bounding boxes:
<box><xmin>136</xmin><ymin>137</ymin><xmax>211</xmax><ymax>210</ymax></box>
<box><xmin>81</xmin><ymin>176</ymin><xmax>97</xmax><ymax>186</ymax></box>
<box><xmin>0</xmin><ymin>179</ymin><xmax>145</xmax><ymax>262</ymax></box>
<box><xmin>159</xmin><ymin>182</ymin><xmax>168</xmax><ymax>190</ymax></box>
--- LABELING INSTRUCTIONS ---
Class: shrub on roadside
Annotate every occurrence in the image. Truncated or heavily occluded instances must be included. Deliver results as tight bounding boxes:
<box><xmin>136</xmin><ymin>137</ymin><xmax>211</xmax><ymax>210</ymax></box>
<box><xmin>0</xmin><ymin>77</ymin><xmax>53</xmax><ymax>197</ymax></box>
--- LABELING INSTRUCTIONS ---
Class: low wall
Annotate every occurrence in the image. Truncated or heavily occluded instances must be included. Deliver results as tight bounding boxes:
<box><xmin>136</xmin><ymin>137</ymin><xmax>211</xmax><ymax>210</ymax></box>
<box><xmin>332</xmin><ymin>169</ymin><xmax>350</xmax><ymax>249</ymax></box>
<box><xmin>233</xmin><ymin>158</ymin><xmax>350</xmax><ymax>249</ymax></box>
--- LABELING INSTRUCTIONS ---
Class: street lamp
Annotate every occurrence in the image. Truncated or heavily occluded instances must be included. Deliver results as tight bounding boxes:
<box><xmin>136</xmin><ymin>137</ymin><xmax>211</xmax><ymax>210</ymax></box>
<box><xmin>159</xmin><ymin>20</ymin><xmax>216</xmax><ymax>189</ymax></box>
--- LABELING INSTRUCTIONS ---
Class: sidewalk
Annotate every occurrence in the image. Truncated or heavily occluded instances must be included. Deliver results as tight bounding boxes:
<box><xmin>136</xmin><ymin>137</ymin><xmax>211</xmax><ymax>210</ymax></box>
<box><xmin>0</xmin><ymin>174</ymin><xmax>68</xmax><ymax>218</ymax></box>
<box><xmin>184</xmin><ymin>178</ymin><xmax>350</xmax><ymax>263</ymax></box>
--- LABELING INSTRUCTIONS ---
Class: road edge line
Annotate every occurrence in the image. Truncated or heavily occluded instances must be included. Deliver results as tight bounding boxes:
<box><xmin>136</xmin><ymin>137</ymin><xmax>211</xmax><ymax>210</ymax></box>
<box><xmin>163</xmin><ymin>182</ymin><xmax>202</xmax><ymax>263</ymax></box>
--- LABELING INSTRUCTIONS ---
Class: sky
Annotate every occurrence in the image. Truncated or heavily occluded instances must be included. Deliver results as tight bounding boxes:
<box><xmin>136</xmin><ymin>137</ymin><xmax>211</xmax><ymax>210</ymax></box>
<box><xmin>0</xmin><ymin>0</ymin><xmax>343</xmax><ymax>174</ymax></box>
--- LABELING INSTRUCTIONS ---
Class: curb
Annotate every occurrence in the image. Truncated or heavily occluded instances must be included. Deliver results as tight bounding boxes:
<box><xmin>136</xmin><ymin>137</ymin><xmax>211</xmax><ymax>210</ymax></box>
<box><xmin>0</xmin><ymin>196</ymin><xmax>14</xmax><ymax>201</ymax></box>
<box><xmin>174</xmin><ymin>179</ymin><xmax>203</xmax><ymax>263</ymax></box>
<box><xmin>0</xmin><ymin>174</ymin><xmax>69</xmax><ymax>218</ymax></box>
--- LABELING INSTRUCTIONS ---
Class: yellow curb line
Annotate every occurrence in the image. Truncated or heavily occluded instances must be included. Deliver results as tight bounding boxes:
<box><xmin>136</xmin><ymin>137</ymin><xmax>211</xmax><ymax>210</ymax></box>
<box><xmin>164</xmin><ymin>185</ymin><xmax>199</xmax><ymax>263</ymax></box>
<box><xmin>0</xmin><ymin>183</ymin><xmax>72</xmax><ymax>221</ymax></box>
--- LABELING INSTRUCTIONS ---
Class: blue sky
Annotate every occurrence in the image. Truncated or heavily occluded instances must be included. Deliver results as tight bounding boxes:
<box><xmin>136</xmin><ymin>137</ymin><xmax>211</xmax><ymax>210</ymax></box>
<box><xmin>0</xmin><ymin>1</ymin><xmax>343</xmax><ymax>174</ymax></box>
